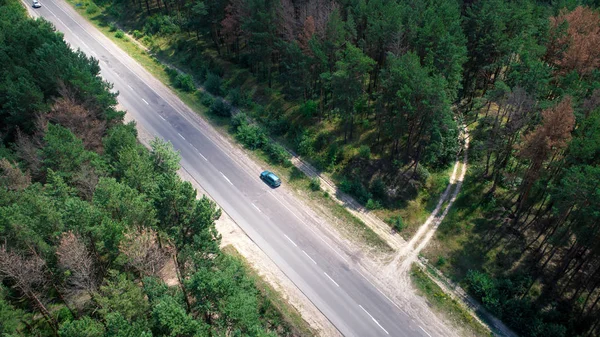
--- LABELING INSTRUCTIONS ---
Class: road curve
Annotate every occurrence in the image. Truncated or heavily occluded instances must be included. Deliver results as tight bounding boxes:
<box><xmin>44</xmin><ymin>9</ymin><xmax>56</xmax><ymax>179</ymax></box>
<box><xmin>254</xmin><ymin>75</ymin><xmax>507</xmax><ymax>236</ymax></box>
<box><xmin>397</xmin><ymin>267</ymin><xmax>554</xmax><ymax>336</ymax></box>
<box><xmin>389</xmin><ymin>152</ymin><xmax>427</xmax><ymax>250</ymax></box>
<box><xmin>30</xmin><ymin>1</ymin><xmax>435</xmax><ymax>336</ymax></box>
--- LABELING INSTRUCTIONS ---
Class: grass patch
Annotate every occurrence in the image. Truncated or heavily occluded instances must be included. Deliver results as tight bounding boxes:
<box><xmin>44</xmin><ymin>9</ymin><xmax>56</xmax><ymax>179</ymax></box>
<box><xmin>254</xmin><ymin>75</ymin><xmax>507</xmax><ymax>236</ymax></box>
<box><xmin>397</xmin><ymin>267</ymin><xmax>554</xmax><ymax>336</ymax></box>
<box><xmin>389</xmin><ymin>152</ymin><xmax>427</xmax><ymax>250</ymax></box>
<box><xmin>222</xmin><ymin>245</ymin><xmax>317</xmax><ymax>337</ymax></box>
<box><xmin>410</xmin><ymin>264</ymin><xmax>491</xmax><ymax>337</ymax></box>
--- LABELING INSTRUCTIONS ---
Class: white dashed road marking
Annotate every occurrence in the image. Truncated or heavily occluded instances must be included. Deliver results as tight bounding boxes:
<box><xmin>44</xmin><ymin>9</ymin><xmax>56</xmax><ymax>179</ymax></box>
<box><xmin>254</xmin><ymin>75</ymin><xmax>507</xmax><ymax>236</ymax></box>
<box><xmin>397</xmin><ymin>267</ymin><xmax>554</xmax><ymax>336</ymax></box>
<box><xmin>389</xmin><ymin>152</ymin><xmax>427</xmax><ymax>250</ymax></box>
<box><xmin>359</xmin><ymin>305</ymin><xmax>389</xmax><ymax>335</ymax></box>
<box><xmin>142</xmin><ymin>98</ymin><xmax>149</xmax><ymax>105</ymax></box>
<box><xmin>178</xmin><ymin>133</ymin><xmax>185</xmax><ymax>141</ymax></box>
<box><xmin>159</xmin><ymin>115</ymin><xmax>166</xmax><ymax>121</ymax></box>
<box><xmin>219</xmin><ymin>172</ymin><xmax>233</xmax><ymax>186</ymax></box>
<box><xmin>127</xmin><ymin>84</ymin><xmax>133</xmax><ymax>90</ymax></box>
<box><xmin>284</xmin><ymin>234</ymin><xmax>297</xmax><ymax>247</ymax></box>
<box><xmin>251</xmin><ymin>203</ymin><xmax>261</xmax><ymax>213</ymax></box>
<box><xmin>303</xmin><ymin>250</ymin><xmax>317</xmax><ymax>265</ymax></box>
<box><xmin>324</xmin><ymin>272</ymin><xmax>340</xmax><ymax>287</ymax></box>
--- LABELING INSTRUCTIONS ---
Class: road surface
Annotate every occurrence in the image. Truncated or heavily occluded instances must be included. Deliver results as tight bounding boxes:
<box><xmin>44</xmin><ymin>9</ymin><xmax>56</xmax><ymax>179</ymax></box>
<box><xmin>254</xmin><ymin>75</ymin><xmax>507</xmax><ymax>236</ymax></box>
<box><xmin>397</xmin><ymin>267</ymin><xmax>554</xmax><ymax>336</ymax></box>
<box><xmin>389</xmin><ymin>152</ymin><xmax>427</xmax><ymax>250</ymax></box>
<box><xmin>28</xmin><ymin>1</ymin><xmax>435</xmax><ymax>336</ymax></box>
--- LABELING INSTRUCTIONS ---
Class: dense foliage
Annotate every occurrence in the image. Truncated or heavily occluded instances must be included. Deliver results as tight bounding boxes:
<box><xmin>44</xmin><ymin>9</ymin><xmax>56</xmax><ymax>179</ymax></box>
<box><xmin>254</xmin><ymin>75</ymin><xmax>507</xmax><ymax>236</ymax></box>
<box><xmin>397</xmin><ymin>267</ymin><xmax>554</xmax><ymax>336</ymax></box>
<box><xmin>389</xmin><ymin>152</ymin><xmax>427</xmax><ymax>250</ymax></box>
<box><xmin>0</xmin><ymin>2</ymin><xmax>297</xmax><ymax>336</ymax></box>
<box><xmin>88</xmin><ymin>0</ymin><xmax>600</xmax><ymax>335</ymax></box>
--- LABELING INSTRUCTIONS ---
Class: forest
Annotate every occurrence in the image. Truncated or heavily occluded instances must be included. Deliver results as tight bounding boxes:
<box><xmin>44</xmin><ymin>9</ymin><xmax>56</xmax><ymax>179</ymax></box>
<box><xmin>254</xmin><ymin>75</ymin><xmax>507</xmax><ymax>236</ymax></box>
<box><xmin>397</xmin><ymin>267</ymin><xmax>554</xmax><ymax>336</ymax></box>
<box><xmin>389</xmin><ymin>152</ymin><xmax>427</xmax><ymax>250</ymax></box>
<box><xmin>0</xmin><ymin>1</ymin><xmax>299</xmax><ymax>336</ymax></box>
<box><xmin>75</xmin><ymin>0</ymin><xmax>600</xmax><ymax>335</ymax></box>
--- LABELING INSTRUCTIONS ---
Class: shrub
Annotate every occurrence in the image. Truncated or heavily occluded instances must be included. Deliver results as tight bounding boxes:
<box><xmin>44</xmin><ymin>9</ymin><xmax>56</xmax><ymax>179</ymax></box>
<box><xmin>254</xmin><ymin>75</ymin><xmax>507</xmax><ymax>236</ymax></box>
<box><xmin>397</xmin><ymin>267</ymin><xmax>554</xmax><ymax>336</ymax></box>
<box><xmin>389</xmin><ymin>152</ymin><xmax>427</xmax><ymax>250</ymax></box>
<box><xmin>142</xmin><ymin>35</ymin><xmax>155</xmax><ymax>47</ymax></box>
<box><xmin>143</xmin><ymin>15</ymin><xmax>180</xmax><ymax>36</ymax></box>
<box><xmin>370</xmin><ymin>178</ymin><xmax>386</xmax><ymax>200</ymax></box>
<box><xmin>263</xmin><ymin>143</ymin><xmax>291</xmax><ymax>166</ymax></box>
<box><xmin>132</xmin><ymin>30</ymin><xmax>143</xmax><ymax>39</ymax></box>
<box><xmin>204</xmin><ymin>72</ymin><xmax>223</xmax><ymax>96</ymax></box>
<box><xmin>115</xmin><ymin>30</ymin><xmax>125</xmax><ymax>39</ymax></box>
<box><xmin>358</xmin><ymin>145</ymin><xmax>371</xmax><ymax>159</ymax></box>
<box><xmin>230</xmin><ymin>112</ymin><xmax>248</xmax><ymax>130</ymax></box>
<box><xmin>365</xmin><ymin>198</ymin><xmax>381</xmax><ymax>210</ymax></box>
<box><xmin>388</xmin><ymin>215</ymin><xmax>405</xmax><ymax>232</ymax></box>
<box><xmin>197</xmin><ymin>91</ymin><xmax>214</xmax><ymax>107</ymax></box>
<box><xmin>299</xmin><ymin>100</ymin><xmax>318</xmax><ymax>118</ymax></box>
<box><xmin>296</xmin><ymin>132</ymin><xmax>314</xmax><ymax>157</ymax></box>
<box><xmin>86</xmin><ymin>2</ymin><xmax>99</xmax><ymax>14</ymax></box>
<box><xmin>309</xmin><ymin>177</ymin><xmax>321</xmax><ymax>191</ymax></box>
<box><xmin>209</xmin><ymin>98</ymin><xmax>231</xmax><ymax>117</ymax></box>
<box><xmin>228</xmin><ymin>87</ymin><xmax>251</xmax><ymax>108</ymax></box>
<box><xmin>436</xmin><ymin>256</ymin><xmax>447</xmax><ymax>267</ymax></box>
<box><xmin>164</xmin><ymin>67</ymin><xmax>178</xmax><ymax>80</ymax></box>
<box><xmin>235</xmin><ymin>124</ymin><xmax>267</xmax><ymax>150</ymax></box>
<box><xmin>175</xmin><ymin>73</ymin><xmax>195</xmax><ymax>92</ymax></box>
<box><xmin>108</xmin><ymin>22</ymin><xmax>117</xmax><ymax>32</ymax></box>
<box><xmin>266</xmin><ymin>118</ymin><xmax>290</xmax><ymax>136</ymax></box>
<box><xmin>339</xmin><ymin>177</ymin><xmax>371</xmax><ymax>204</ymax></box>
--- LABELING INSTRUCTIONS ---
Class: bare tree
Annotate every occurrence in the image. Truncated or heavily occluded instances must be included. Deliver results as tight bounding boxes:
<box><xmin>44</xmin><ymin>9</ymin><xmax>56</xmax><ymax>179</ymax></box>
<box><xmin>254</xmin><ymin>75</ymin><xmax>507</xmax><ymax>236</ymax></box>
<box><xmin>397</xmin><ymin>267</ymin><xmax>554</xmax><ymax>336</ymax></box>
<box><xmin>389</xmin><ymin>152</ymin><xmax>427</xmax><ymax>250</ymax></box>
<box><xmin>14</xmin><ymin>130</ymin><xmax>43</xmax><ymax>179</ymax></box>
<box><xmin>0</xmin><ymin>246</ymin><xmax>57</xmax><ymax>333</ymax></box>
<box><xmin>56</xmin><ymin>232</ymin><xmax>98</xmax><ymax>296</ymax></box>
<box><xmin>48</xmin><ymin>94</ymin><xmax>106</xmax><ymax>153</ymax></box>
<box><xmin>119</xmin><ymin>228</ymin><xmax>171</xmax><ymax>277</ymax></box>
<box><xmin>0</xmin><ymin>158</ymin><xmax>31</xmax><ymax>191</ymax></box>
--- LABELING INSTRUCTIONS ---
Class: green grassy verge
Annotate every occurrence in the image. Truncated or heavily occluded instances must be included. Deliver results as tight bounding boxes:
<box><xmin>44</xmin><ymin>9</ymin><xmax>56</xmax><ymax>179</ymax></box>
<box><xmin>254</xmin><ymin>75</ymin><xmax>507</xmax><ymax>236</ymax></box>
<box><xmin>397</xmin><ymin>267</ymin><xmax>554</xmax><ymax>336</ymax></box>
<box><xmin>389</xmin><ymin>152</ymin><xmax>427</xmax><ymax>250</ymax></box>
<box><xmin>64</xmin><ymin>0</ymin><xmax>393</xmax><ymax>252</ymax></box>
<box><xmin>410</xmin><ymin>264</ymin><xmax>491</xmax><ymax>337</ymax></box>
<box><xmin>222</xmin><ymin>245</ymin><xmax>317</xmax><ymax>337</ymax></box>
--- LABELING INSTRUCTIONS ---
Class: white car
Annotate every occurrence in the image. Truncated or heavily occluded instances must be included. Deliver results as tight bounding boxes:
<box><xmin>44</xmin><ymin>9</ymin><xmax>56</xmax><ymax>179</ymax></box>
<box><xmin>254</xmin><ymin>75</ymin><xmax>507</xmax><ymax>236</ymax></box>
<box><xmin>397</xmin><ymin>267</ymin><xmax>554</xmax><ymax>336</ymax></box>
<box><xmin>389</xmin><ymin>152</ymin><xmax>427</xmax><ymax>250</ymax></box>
<box><xmin>32</xmin><ymin>0</ymin><xmax>41</xmax><ymax>8</ymax></box>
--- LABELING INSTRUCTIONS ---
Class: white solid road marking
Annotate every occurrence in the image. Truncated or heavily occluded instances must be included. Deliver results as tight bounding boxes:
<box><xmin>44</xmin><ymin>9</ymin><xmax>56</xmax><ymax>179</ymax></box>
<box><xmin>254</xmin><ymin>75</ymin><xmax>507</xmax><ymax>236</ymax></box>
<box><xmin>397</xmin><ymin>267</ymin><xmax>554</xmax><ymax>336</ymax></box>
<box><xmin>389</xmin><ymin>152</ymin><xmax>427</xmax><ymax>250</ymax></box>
<box><xmin>178</xmin><ymin>133</ymin><xmax>185</xmax><ymax>141</ymax></box>
<box><xmin>251</xmin><ymin>203</ymin><xmax>261</xmax><ymax>213</ymax></box>
<box><xmin>324</xmin><ymin>272</ymin><xmax>340</xmax><ymax>287</ymax></box>
<box><xmin>283</xmin><ymin>234</ymin><xmax>297</xmax><ymax>247</ymax></box>
<box><xmin>419</xmin><ymin>326</ymin><xmax>433</xmax><ymax>337</ymax></box>
<box><xmin>219</xmin><ymin>172</ymin><xmax>233</xmax><ymax>186</ymax></box>
<box><xmin>159</xmin><ymin>115</ymin><xmax>166</xmax><ymax>121</ymax></box>
<box><xmin>303</xmin><ymin>250</ymin><xmax>317</xmax><ymax>265</ymax></box>
<box><xmin>359</xmin><ymin>305</ymin><xmax>389</xmax><ymax>335</ymax></box>
<box><xmin>142</xmin><ymin>98</ymin><xmax>149</xmax><ymax>105</ymax></box>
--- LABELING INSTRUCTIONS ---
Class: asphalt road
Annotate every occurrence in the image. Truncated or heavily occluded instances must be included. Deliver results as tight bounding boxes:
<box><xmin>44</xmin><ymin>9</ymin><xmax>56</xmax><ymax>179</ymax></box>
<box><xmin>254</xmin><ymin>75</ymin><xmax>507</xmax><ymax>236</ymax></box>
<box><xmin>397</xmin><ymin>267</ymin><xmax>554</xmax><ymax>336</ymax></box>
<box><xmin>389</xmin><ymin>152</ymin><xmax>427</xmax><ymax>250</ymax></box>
<box><xmin>29</xmin><ymin>1</ymin><xmax>435</xmax><ymax>336</ymax></box>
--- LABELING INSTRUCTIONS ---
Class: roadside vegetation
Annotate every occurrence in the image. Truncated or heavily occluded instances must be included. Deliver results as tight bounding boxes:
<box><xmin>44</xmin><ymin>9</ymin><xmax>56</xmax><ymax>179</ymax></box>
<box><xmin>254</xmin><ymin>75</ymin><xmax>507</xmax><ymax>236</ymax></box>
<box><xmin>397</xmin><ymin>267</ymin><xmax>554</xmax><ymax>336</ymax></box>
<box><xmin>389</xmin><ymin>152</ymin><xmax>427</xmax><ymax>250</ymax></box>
<box><xmin>410</xmin><ymin>265</ymin><xmax>491</xmax><ymax>337</ymax></box>
<box><xmin>12</xmin><ymin>0</ymin><xmax>600</xmax><ymax>335</ymax></box>
<box><xmin>67</xmin><ymin>0</ymin><xmax>464</xmax><ymax>242</ymax></box>
<box><xmin>0</xmin><ymin>2</ymin><xmax>303</xmax><ymax>335</ymax></box>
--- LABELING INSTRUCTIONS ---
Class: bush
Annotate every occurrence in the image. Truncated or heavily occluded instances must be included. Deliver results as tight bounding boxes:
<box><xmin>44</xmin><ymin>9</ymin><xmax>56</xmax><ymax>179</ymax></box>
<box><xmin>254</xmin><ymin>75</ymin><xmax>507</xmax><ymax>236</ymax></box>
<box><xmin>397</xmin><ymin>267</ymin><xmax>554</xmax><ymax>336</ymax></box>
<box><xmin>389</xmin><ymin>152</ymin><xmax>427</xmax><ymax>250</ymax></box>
<box><xmin>365</xmin><ymin>198</ymin><xmax>382</xmax><ymax>210</ymax></box>
<box><xmin>263</xmin><ymin>143</ymin><xmax>291</xmax><ymax>166</ymax></box>
<box><xmin>235</xmin><ymin>124</ymin><xmax>267</xmax><ymax>150</ymax></box>
<box><xmin>388</xmin><ymin>215</ymin><xmax>405</xmax><ymax>232</ymax></box>
<box><xmin>370</xmin><ymin>178</ymin><xmax>386</xmax><ymax>200</ymax></box>
<box><xmin>358</xmin><ymin>145</ymin><xmax>371</xmax><ymax>159</ymax></box>
<box><xmin>296</xmin><ymin>131</ymin><xmax>314</xmax><ymax>157</ymax></box>
<box><xmin>309</xmin><ymin>177</ymin><xmax>321</xmax><ymax>191</ymax></box>
<box><xmin>108</xmin><ymin>22</ymin><xmax>117</xmax><ymax>32</ymax></box>
<box><xmin>197</xmin><ymin>91</ymin><xmax>214</xmax><ymax>107</ymax></box>
<box><xmin>115</xmin><ymin>30</ymin><xmax>125</xmax><ymax>39</ymax></box>
<box><xmin>143</xmin><ymin>15</ymin><xmax>180</xmax><ymax>36</ymax></box>
<box><xmin>230</xmin><ymin>112</ymin><xmax>248</xmax><ymax>130</ymax></box>
<box><xmin>204</xmin><ymin>72</ymin><xmax>223</xmax><ymax>96</ymax></box>
<box><xmin>209</xmin><ymin>98</ymin><xmax>231</xmax><ymax>117</ymax></box>
<box><xmin>436</xmin><ymin>256</ymin><xmax>447</xmax><ymax>267</ymax></box>
<box><xmin>174</xmin><ymin>73</ymin><xmax>195</xmax><ymax>92</ymax></box>
<box><xmin>132</xmin><ymin>30</ymin><xmax>143</xmax><ymax>39</ymax></box>
<box><xmin>266</xmin><ymin>118</ymin><xmax>290</xmax><ymax>136</ymax></box>
<box><xmin>86</xmin><ymin>2</ymin><xmax>99</xmax><ymax>14</ymax></box>
<box><xmin>299</xmin><ymin>100</ymin><xmax>318</xmax><ymax>118</ymax></box>
<box><xmin>339</xmin><ymin>177</ymin><xmax>371</xmax><ymax>204</ymax></box>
